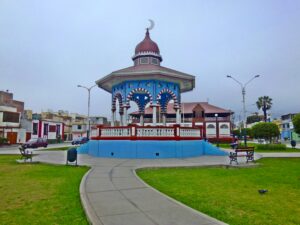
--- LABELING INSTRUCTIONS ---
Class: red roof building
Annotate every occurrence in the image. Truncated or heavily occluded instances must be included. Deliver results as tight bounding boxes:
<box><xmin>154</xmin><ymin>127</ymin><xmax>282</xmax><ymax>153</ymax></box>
<box><xmin>130</xmin><ymin>102</ymin><xmax>233</xmax><ymax>139</ymax></box>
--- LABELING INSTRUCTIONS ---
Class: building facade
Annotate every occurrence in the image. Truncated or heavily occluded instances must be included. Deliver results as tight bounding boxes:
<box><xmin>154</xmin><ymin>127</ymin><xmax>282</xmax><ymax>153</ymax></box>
<box><xmin>0</xmin><ymin>91</ymin><xmax>27</xmax><ymax>144</ymax></box>
<box><xmin>130</xmin><ymin>102</ymin><xmax>232</xmax><ymax>140</ymax></box>
<box><xmin>281</xmin><ymin>113</ymin><xmax>300</xmax><ymax>141</ymax></box>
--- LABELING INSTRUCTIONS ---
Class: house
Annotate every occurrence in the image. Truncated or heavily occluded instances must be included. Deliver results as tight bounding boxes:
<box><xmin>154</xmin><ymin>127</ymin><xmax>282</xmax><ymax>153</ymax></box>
<box><xmin>31</xmin><ymin>113</ymin><xmax>64</xmax><ymax>142</ymax></box>
<box><xmin>0</xmin><ymin>91</ymin><xmax>28</xmax><ymax>144</ymax></box>
<box><xmin>281</xmin><ymin>113</ymin><xmax>300</xmax><ymax>141</ymax></box>
<box><xmin>71</xmin><ymin>114</ymin><xmax>108</xmax><ymax>139</ymax></box>
<box><xmin>130</xmin><ymin>102</ymin><xmax>233</xmax><ymax>140</ymax></box>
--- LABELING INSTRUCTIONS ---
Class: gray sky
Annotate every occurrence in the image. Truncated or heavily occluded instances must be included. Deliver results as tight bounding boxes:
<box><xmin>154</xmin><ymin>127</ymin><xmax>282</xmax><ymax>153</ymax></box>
<box><xmin>1</xmin><ymin>0</ymin><xmax>300</xmax><ymax>120</ymax></box>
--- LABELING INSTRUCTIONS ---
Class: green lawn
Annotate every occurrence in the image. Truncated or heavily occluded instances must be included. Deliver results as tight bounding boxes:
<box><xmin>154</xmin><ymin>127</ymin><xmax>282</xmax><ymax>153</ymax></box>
<box><xmin>0</xmin><ymin>155</ymin><xmax>89</xmax><ymax>225</ymax></box>
<box><xmin>38</xmin><ymin>146</ymin><xmax>72</xmax><ymax>151</ymax></box>
<box><xmin>137</xmin><ymin>158</ymin><xmax>300</xmax><ymax>225</ymax></box>
<box><xmin>217</xmin><ymin>143</ymin><xmax>300</xmax><ymax>153</ymax></box>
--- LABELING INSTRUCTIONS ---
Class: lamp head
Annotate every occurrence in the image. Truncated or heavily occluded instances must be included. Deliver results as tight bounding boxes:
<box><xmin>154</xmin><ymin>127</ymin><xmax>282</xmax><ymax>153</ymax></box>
<box><xmin>215</xmin><ymin>113</ymin><xmax>218</xmax><ymax>117</ymax></box>
<box><xmin>255</xmin><ymin>75</ymin><xmax>260</xmax><ymax>78</ymax></box>
<box><xmin>226</xmin><ymin>75</ymin><xmax>231</xmax><ymax>78</ymax></box>
<box><xmin>77</xmin><ymin>85</ymin><xmax>81</xmax><ymax>88</ymax></box>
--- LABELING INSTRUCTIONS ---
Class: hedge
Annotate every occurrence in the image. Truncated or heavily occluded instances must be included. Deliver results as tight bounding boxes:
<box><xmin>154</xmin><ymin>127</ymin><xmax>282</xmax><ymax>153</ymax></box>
<box><xmin>255</xmin><ymin>144</ymin><xmax>287</xmax><ymax>150</ymax></box>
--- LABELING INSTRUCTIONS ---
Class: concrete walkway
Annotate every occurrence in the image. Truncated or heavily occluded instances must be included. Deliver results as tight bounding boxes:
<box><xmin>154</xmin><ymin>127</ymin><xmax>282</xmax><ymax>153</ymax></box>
<box><xmin>33</xmin><ymin>151</ymin><xmax>261</xmax><ymax>225</ymax></box>
<box><xmin>8</xmin><ymin>151</ymin><xmax>300</xmax><ymax>225</ymax></box>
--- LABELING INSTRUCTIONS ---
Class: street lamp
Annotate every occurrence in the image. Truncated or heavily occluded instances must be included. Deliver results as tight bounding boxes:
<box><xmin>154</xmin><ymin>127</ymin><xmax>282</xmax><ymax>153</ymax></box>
<box><xmin>215</xmin><ymin>113</ymin><xmax>219</xmax><ymax>147</ymax></box>
<box><xmin>77</xmin><ymin>84</ymin><xmax>97</xmax><ymax>139</ymax></box>
<box><xmin>226</xmin><ymin>75</ymin><xmax>260</xmax><ymax>146</ymax></box>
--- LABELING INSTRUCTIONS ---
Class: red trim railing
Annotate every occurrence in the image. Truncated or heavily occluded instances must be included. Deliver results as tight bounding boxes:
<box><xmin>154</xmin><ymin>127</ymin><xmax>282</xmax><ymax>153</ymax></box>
<box><xmin>91</xmin><ymin>125</ymin><xmax>203</xmax><ymax>141</ymax></box>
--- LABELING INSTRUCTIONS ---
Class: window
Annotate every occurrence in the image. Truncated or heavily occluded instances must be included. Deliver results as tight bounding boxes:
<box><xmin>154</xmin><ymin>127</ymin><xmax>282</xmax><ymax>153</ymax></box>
<box><xmin>207</xmin><ymin>124</ymin><xmax>215</xmax><ymax>129</ymax></box>
<box><xmin>151</xmin><ymin>57</ymin><xmax>159</xmax><ymax>65</ymax></box>
<box><xmin>220</xmin><ymin>124</ymin><xmax>229</xmax><ymax>129</ymax></box>
<box><xmin>49</xmin><ymin>125</ymin><xmax>56</xmax><ymax>132</ymax></box>
<box><xmin>33</xmin><ymin>123</ymin><xmax>38</xmax><ymax>135</ymax></box>
<box><xmin>56</xmin><ymin>125</ymin><xmax>60</xmax><ymax>136</ymax></box>
<box><xmin>140</xmin><ymin>57</ymin><xmax>149</xmax><ymax>64</ymax></box>
<box><xmin>3</xmin><ymin>112</ymin><xmax>19</xmax><ymax>123</ymax></box>
<box><xmin>44</xmin><ymin>124</ymin><xmax>48</xmax><ymax>135</ymax></box>
<box><xmin>78</xmin><ymin>125</ymin><xmax>82</xmax><ymax>130</ymax></box>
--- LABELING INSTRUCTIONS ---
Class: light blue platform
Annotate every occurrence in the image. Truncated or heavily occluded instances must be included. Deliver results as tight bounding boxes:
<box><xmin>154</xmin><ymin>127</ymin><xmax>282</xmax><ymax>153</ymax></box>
<box><xmin>77</xmin><ymin>140</ymin><xmax>227</xmax><ymax>159</ymax></box>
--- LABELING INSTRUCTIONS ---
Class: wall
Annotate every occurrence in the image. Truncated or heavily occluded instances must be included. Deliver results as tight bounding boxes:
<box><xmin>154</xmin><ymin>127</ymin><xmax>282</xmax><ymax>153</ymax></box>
<box><xmin>78</xmin><ymin>140</ymin><xmax>227</xmax><ymax>159</ymax></box>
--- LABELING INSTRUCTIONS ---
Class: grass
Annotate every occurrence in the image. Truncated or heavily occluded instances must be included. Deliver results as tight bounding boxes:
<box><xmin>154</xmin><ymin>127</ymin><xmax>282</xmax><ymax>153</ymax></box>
<box><xmin>0</xmin><ymin>155</ymin><xmax>89</xmax><ymax>225</ymax></box>
<box><xmin>137</xmin><ymin>158</ymin><xmax>300</xmax><ymax>225</ymax></box>
<box><xmin>38</xmin><ymin>146</ymin><xmax>72</xmax><ymax>151</ymax></box>
<box><xmin>217</xmin><ymin>143</ymin><xmax>300</xmax><ymax>152</ymax></box>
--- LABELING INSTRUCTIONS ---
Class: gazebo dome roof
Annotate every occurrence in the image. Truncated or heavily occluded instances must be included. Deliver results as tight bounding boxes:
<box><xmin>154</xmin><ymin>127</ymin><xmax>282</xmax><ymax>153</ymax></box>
<box><xmin>132</xmin><ymin>29</ymin><xmax>162</xmax><ymax>62</ymax></box>
<box><xmin>135</xmin><ymin>29</ymin><xmax>160</xmax><ymax>54</ymax></box>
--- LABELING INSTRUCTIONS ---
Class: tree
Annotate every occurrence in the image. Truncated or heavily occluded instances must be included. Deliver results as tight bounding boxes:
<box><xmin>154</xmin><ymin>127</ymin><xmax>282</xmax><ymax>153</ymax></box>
<box><xmin>252</xmin><ymin>122</ymin><xmax>280</xmax><ymax>143</ymax></box>
<box><xmin>256</xmin><ymin>96</ymin><xmax>273</xmax><ymax>122</ymax></box>
<box><xmin>232</xmin><ymin>128</ymin><xmax>253</xmax><ymax>138</ymax></box>
<box><xmin>292</xmin><ymin>113</ymin><xmax>300</xmax><ymax>134</ymax></box>
<box><xmin>246</xmin><ymin>114</ymin><xmax>263</xmax><ymax>124</ymax></box>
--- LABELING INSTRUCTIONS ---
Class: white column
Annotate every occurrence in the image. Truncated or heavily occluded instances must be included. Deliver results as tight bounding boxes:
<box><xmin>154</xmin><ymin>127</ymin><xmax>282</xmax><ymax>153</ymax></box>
<box><xmin>124</xmin><ymin>107</ymin><xmax>128</xmax><ymax>126</ymax></box>
<box><xmin>176</xmin><ymin>108</ymin><xmax>181</xmax><ymax>125</ymax></box>
<box><xmin>140</xmin><ymin>114</ymin><xmax>144</xmax><ymax>126</ymax></box>
<box><xmin>152</xmin><ymin>106</ymin><xmax>157</xmax><ymax>126</ymax></box>
<box><xmin>111</xmin><ymin>110</ymin><xmax>116</xmax><ymax>126</ymax></box>
<box><xmin>120</xmin><ymin>112</ymin><xmax>123</xmax><ymax>126</ymax></box>
<box><xmin>162</xmin><ymin>113</ymin><xmax>166</xmax><ymax>126</ymax></box>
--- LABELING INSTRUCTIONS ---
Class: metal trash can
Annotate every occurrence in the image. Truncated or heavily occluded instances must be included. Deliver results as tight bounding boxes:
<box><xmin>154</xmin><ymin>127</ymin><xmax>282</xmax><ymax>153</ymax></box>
<box><xmin>66</xmin><ymin>148</ymin><xmax>77</xmax><ymax>165</ymax></box>
<box><xmin>291</xmin><ymin>140</ymin><xmax>296</xmax><ymax>148</ymax></box>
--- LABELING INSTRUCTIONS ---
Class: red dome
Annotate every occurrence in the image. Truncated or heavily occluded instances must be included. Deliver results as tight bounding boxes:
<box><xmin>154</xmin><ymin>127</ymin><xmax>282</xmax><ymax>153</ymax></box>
<box><xmin>135</xmin><ymin>29</ymin><xmax>160</xmax><ymax>54</ymax></box>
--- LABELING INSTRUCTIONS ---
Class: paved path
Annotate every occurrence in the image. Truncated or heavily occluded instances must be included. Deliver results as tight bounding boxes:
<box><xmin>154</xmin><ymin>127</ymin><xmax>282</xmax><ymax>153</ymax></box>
<box><xmin>7</xmin><ymin>151</ymin><xmax>300</xmax><ymax>225</ymax></box>
<box><xmin>33</xmin><ymin>151</ymin><xmax>262</xmax><ymax>225</ymax></box>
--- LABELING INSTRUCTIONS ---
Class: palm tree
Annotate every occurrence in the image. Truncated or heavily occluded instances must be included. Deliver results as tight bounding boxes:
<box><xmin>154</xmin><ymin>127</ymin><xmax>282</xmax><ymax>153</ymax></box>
<box><xmin>256</xmin><ymin>96</ymin><xmax>273</xmax><ymax>122</ymax></box>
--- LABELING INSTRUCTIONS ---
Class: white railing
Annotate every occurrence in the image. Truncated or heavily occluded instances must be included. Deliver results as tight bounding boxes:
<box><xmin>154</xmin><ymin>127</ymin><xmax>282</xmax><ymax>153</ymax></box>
<box><xmin>179</xmin><ymin>128</ymin><xmax>200</xmax><ymax>137</ymax></box>
<box><xmin>136</xmin><ymin>128</ymin><xmax>175</xmax><ymax>137</ymax></box>
<box><xmin>91</xmin><ymin>128</ymin><xmax>99</xmax><ymax>137</ymax></box>
<box><xmin>101</xmin><ymin>128</ymin><xmax>131</xmax><ymax>137</ymax></box>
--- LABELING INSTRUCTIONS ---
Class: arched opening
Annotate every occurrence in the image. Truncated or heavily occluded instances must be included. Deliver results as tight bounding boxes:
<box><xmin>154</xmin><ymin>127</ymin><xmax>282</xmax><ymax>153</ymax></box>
<box><xmin>112</xmin><ymin>92</ymin><xmax>123</xmax><ymax>126</ymax></box>
<box><xmin>156</xmin><ymin>89</ymin><xmax>180</xmax><ymax>126</ymax></box>
<box><xmin>126</xmin><ymin>88</ymin><xmax>152</xmax><ymax>126</ymax></box>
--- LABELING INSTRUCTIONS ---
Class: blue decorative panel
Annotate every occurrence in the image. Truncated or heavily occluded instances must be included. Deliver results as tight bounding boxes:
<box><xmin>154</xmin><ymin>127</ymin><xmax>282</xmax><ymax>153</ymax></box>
<box><xmin>111</xmin><ymin>80</ymin><xmax>181</xmax><ymax>113</ymax></box>
<box><xmin>77</xmin><ymin>140</ymin><xmax>228</xmax><ymax>159</ymax></box>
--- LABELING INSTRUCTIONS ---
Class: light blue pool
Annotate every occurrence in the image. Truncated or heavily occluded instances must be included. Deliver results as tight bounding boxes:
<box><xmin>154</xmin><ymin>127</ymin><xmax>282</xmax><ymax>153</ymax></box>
<box><xmin>77</xmin><ymin>140</ymin><xmax>227</xmax><ymax>159</ymax></box>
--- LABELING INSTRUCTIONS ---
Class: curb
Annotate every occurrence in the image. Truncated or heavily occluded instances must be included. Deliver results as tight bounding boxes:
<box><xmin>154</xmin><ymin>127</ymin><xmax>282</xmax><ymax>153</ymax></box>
<box><xmin>79</xmin><ymin>168</ymin><xmax>103</xmax><ymax>225</ymax></box>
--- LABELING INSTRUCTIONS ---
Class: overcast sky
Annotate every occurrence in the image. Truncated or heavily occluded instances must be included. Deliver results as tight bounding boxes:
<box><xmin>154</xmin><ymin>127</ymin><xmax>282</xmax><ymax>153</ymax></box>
<box><xmin>1</xmin><ymin>0</ymin><xmax>300</xmax><ymax>120</ymax></box>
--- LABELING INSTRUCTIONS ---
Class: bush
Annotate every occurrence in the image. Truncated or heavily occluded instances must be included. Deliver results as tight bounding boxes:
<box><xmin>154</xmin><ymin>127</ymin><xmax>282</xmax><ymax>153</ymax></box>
<box><xmin>252</xmin><ymin>122</ymin><xmax>280</xmax><ymax>143</ymax></box>
<box><xmin>0</xmin><ymin>137</ymin><xmax>8</xmax><ymax>145</ymax></box>
<box><xmin>47</xmin><ymin>139</ymin><xmax>64</xmax><ymax>144</ymax></box>
<box><xmin>255</xmin><ymin>144</ymin><xmax>286</xmax><ymax>151</ymax></box>
<box><xmin>208</xmin><ymin>137</ymin><xmax>233</xmax><ymax>144</ymax></box>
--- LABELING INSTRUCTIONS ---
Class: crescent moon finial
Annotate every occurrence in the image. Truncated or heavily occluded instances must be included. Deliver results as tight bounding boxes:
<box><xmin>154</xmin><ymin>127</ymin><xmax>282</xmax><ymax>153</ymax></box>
<box><xmin>147</xmin><ymin>19</ymin><xmax>155</xmax><ymax>30</ymax></box>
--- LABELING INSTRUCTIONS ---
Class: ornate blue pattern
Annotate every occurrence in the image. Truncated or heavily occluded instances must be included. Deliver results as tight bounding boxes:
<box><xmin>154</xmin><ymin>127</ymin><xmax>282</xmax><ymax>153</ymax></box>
<box><xmin>111</xmin><ymin>80</ymin><xmax>180</xmax><ymax>114</ymax></box>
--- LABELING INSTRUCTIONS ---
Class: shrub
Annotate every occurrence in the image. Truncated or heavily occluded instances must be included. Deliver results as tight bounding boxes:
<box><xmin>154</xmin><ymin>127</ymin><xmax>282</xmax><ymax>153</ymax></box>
<box><xmin>0</xmin><ymin>137</ymin><xmax>8</xmax><ymax>145</ymax></box>
<box><xmin>255</xmin><ymin>144</ymin><xmax>286</xmax><ymax>150</ymax></box>
<box><xmin>292</xmin><ymin>113</ymin><xmax>300</xmax><ymax>135</ymax></box>
<box><xmin>252</xmin><ymin>122</ymin><xmax>280</xmax><ymax>143</ymax></box>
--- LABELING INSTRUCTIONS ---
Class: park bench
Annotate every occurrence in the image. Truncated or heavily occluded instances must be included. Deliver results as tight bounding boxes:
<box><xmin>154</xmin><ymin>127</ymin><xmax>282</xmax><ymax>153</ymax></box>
<box><xmin>19</xmin><ymin>146</ymin><xmax>33</xmax><ymax>162</ymax></box>
<box><xmin>229</xmin><ymin>146</ymin><xmax>255</xmax><ymax>164</ymax></box>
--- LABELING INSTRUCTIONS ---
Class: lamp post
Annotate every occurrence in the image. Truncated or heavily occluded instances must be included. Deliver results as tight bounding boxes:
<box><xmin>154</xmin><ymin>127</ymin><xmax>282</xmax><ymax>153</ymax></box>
<box><xmin>77</xmin><ymin>84</ymin><xmax>97</xmax><ymax>139</ymax></box>
<box><xmin>226</xmin><ymin>75</ymin><xmax>260</xmax><ymax>146</ymax></box>
<box><xmin>215</xmin><ymin>113</ymin><xmax>219</xmax><ymax>147</ymax></box>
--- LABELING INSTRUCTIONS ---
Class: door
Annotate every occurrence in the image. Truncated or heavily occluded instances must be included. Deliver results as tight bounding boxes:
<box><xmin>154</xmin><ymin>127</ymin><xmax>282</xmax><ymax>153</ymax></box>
<box><xmin>7</xmin><ymin>132</ymin><xmax>17</xmax><ymax>144</ymax></box>
<box><xmin>26</xmin><ymin>132</ymin><xmax>31</xmax><ymax>141</ymax></box>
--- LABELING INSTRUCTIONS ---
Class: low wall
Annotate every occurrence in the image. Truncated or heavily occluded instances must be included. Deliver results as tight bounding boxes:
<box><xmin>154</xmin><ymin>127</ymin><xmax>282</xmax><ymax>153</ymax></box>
<box><xmin>77</xmin><ymin>140</ymin><xmax>227</xmax><ymax>159</ymax></box>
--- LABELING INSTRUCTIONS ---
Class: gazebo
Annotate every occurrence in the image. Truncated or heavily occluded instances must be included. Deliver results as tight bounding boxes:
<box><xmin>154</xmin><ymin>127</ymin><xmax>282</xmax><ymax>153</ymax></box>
<box><xmin>96</xmin><ymin>28</ymin><xmax>195</xmax><ymax>126</ymax></box>
<box><xmin>77</xmin><ymin>26</ymin><xmax>227</xmax><ymax>159</ymax></box>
